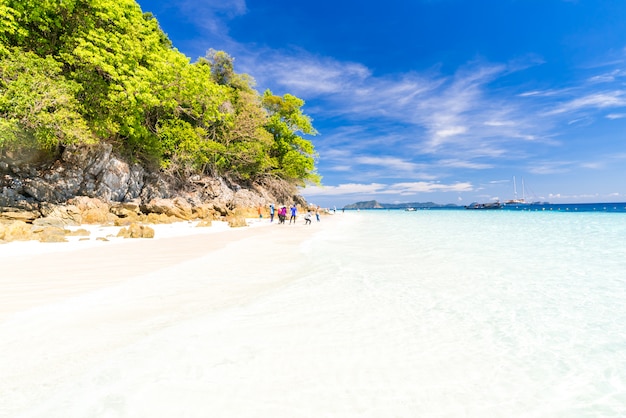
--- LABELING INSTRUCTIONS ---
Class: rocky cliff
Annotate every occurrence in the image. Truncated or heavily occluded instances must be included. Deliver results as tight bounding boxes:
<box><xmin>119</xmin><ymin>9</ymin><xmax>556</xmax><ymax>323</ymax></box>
<box><xmin>0</xmin><ymin>143</ymin><xmax>306</xmax><ymax>241</ymax></box>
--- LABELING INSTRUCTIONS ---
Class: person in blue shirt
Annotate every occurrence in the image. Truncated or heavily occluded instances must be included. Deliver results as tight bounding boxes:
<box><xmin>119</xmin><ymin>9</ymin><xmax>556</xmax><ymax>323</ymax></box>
<box><xmin>269</xmin><ymin>203</ymin><xmax>275</xmax><ymax>222</ymax></box>
<box><xmin>289</xmin><ymin>204</ymin><xmax>297</xmax><ymax>224</ymax></box>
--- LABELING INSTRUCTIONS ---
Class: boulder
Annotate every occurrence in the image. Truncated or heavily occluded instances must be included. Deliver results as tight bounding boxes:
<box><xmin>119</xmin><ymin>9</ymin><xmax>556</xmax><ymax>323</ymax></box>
<box><xmin>226</xmin><ymin>215</ymin><xmax>247</xmax><ymax>228</ymax></box>
<box><xmin>1</xmin><ymin>221</ymin><xmax>33</xmax><ymax>241</ymax></box>
<box><xmin>81</xmin><ymin>208</ymin><xmax>115</xmax><ymax>225</ymax></box>
<box><xmin>117</xmin><ymin>223</ymin><xmax>155</xmax><ymax>239</ymax></box>
<box><xmin>66</xmin><ymin>228</ymin><xmax>90</xmax><ymax>237</ymax></box>
<box><xmin>0</xmin><ymin>210</ymin><xmax>39</xmax><ymax>223</ymax></box>
<box><xmin>110</xmin><ymin>200</ymin><xmax>141</xmax><ymax>219</ymax></box>
<box><xmin>32</xmin><ymin>217</ymin><xmax>66</xmax><ymax>228</ymax></box>
<box><xmin>39</xmin><ymin>204</ymin><xmax>82</xmax><ymax>226</ymax></box>
<box><xmin>68</xmin><ymin>196</ymin><xmax>114</xmax><ymax>224</ymax></box>
<box><xmin>196</xmin><ymin>220</ymin><xmax>213</xmax><ymax>228</ymax></box>
<box><xmin>192</xmin><ymin>203</ymin><xmax>217</xmax><ymax>220</ymax></box>
<box><xmin>36</xmin><ymin>226</ymin><xmax>68</xmax><ymax>243</ymax></box>
<box><xmin>142</xmin><ymin>197</ymin><xmax>193</xmax><ymax>220</ymax></box>
<box><xmin>144</xmin><ymin>213</ymin><xmax>176</xmax><ymax>224</ymax></box>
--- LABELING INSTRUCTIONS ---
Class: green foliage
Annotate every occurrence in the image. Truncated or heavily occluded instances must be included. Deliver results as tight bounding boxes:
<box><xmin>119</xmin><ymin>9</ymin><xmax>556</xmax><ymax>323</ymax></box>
<box><xmin>0</xmin><ymin>47</ymin><xmax>93</xmax><ymax>149</ymax></box>
<box><xmin>0</xmin><ymin>0</ymin><xmax>320</xmax><ymax>189</ymax></box>
<box><xmin>206</xmin><ymin>49</ymin><xmax>235</xmax><ymax>86</ymax></box>
<box><xmin>262</xmin><ymin>90</ymin><xmax>320</xmax><ymax>185</ymax></box>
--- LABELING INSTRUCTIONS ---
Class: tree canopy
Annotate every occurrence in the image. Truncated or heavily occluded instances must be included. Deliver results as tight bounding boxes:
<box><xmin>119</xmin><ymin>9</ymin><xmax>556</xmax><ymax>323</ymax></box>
<box><xmin>0</xmin><ymin>0</ymin><xmax>320</xmax><ymax>185</ymax></box>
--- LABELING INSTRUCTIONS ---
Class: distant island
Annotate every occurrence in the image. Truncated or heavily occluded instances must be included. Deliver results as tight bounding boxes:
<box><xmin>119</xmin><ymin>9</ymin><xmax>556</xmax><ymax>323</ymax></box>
<box><xmin>343</xmin><ymin>200</ymin><xmax>459</xmax><ymax>210</ymax></box>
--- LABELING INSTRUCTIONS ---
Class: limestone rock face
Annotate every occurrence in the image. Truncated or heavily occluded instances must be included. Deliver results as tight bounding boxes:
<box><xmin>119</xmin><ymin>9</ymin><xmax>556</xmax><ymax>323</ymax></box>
<box><xmin>0</xmin><ymin>144</ymin><xmax>146</xmax><ymax>207</ymax></box>
<box><xmin>97</xmin><ymin>157</ymin><xmax>131</xmax><ymax>201</ymax></box>
<box><xmin>0</xmin><ymin>142</ymin><xmax>306</xmax><ymax>239</ymax></box>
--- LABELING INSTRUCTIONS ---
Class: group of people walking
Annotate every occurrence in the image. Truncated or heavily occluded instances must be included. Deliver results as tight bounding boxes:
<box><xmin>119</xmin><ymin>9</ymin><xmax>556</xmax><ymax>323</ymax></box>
<box><xmin>268</xmin><ymin>203</ymin><xmax>320</xmax><ymax>225</ymax></box>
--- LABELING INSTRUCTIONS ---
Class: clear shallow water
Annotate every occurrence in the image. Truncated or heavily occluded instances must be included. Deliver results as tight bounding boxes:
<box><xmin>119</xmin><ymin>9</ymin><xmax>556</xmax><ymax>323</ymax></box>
<box><xmin>287</xmin><ymin>210</ymin><xmax>626</xmax><ymax>416</ymax></box>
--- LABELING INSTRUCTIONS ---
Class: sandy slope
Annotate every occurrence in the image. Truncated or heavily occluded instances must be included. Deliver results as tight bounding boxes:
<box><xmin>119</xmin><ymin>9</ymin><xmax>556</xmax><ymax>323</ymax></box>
<box><xmin>0</xmin><ymin>216</ymin><xmax>331</xmax><ymax>418</ymax></box>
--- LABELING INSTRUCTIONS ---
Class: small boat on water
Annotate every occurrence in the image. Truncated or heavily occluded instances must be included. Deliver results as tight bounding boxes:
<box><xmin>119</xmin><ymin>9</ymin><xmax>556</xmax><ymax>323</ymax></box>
<box><xmin>465</xmin><ymin>202</ymin><xmax>503</xmax><ymax>210</ymax></box>
<box><xmin>504</xmin><ymin>176</ymin><xmax>530</xmax><ymax>206</ymax></box>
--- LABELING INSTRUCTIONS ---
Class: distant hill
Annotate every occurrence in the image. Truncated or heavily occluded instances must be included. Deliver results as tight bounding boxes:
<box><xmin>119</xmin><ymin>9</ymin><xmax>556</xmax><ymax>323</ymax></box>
<box><xmin>343</xmin><ymin>200</ymin><xmax>459</xmax><ymax>209</ymax></box>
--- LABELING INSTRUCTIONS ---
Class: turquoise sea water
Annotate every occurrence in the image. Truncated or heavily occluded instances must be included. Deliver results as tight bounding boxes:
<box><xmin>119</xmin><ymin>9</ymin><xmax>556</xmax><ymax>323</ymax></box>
<box><xmin>288</xmin><ymin>209</ymin><xmax>626</xmax><ymax>416</ymax></box>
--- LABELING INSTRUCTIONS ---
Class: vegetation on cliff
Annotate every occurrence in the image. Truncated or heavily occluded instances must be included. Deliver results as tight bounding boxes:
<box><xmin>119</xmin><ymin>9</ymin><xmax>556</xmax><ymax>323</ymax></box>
<box><xmin>0</xmin><ymin>0</ymin><xmax>320</xmax><ymax>188</ymax></box>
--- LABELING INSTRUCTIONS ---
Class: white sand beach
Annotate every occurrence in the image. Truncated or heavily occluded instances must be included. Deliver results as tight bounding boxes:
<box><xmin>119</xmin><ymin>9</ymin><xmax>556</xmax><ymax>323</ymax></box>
<box><xmin>0</xmin><ymin>216</ymin><xmax>336</xmax><ymax>418</ymax></box>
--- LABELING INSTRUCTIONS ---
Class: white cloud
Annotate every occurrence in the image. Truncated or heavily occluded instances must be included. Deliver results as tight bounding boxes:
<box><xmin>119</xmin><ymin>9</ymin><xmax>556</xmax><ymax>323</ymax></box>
<box><xmin>389</xmin><ymin>181</ymin><xmax>474</xmax><ymax>194</ymax></box>
<box><xmin>434</xmin><ymin>126</ymin><xmax>467</xmax><ymax>139</ymax></box>
<box><xmin>301</xmin><ymin>183</ymin><xmax>387</xmax><ymax>196</ymax></box>
<box><xmin>588</xmin><ymin>70</ymin><xmax>626</xmax><ymax>83</ymax></box>
<box><xmin>437</xmin><ymin>159</ymin><xmax>493</xmax><ymax>169</ymax></box>
<box><xmin>484</xmin><ymin>120</ymin><xmax>516</xmax><ymax>127</ymax></box>
<box><xmin>301</xmin><ymin>181</ymin><xmax>474</xmax><ymax>197</ymax></box>
<box><xmin>580</xmin><ymin>161</ymin><xmax>605</xmax><ymax>169</ymax></box>
<box><xmin>254</xmin><ymin>55</ymin><xmax>372</xmax><ymax>97</ymax></box>
<box><xmin>519</xmin><ymin>90</ymin><xmax>543</xmax><ymax>97</ymax></box>
<box><xmin>528</xmin><ymin>161</ymin><xmax>574</xmax><ymax>175</ymax></box>
<box><xmin>175</xmin><ymin>0</ymin><xmax>246</xmax><ymax>37</ymax></box>
<box><xmin>327</xmin><ymin>165</ymin><xmax>352</xmax><ymax>172</ymax></box>
<box><xmin>546</xmin><ymin>91</ymin><xmax>626</xmax><ymax>115</ymax></box>
<box><xmin>354</xmin><ymin>156</ymin><xmax>419</xmax><ymax>172</ymax></box>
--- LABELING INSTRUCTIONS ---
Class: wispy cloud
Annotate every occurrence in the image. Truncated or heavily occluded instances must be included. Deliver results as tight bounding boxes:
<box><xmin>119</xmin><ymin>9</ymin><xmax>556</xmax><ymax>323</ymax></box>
<box><xmin>580</xmin><ymin>161</ymin><xmax>605</xmax><ymax>169</ymax></box>
<box><xmin>251</xmin><ymin>54</ymin><xmax>372</xmax><ymax>96</ymax></box>
<box><xmin>546</xmin><ymin>91</ymin><xmax>626</xmax><ymax>115</ymax></box>
<box><xmin>178</xmin><ymin>0</ymin><xmax>246</xmax><ymax>34</ymax></box>
<box><xmin>437</xmin><ymin>159</ymin><xmax>493</xmax><ymax>169</ymax></box>
<box><xmin>246</xmin><ymin>52</ymin><xmax>549</xmax><ymax>159</ymax></box>
<box><xmin>302</xmin><ymin>181</ymin><xmax>474</xmax><ymax>197</ymax></box>
<box><xmin>528</xmin><ymin>161</ymin><xmax>575</xmax><ymax>175</ymax></box>
<box><xmin>587</xmin><ymin>70</ymin><xmax>626</xmax><ymax>83</ymax></box>
<box><xmin>354</xmin><ymin>156</ymin><xmax>421</xmax><ymax>172</ymax></box>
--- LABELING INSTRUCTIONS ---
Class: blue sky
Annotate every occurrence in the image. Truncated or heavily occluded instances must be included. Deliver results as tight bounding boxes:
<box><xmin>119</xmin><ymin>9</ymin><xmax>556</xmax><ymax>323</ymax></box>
<box><xmin>136</xmin><ymin>0</ymin><xmax>626</xmax><ymax>207</ymax></box>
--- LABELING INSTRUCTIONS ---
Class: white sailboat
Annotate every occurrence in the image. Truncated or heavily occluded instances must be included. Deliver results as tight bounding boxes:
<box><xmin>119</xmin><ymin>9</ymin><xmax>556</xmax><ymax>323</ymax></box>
<box><xmin>504</xmin><ymin>176</ymin><xmax>529</xmax><ymax>205</ymax></box>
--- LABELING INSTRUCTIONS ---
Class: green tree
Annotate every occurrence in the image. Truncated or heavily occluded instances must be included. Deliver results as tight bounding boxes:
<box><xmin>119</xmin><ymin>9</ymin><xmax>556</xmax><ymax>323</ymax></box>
<box><xmin>222</xmin><ymin>90</ymin><xmax>273</xmax><ymax>179</ymax></box>
<box><xmin>262</xmin><ymin>90</ymin><xmax>320</xmax><ymax>185</ymax></box>
<box><xmin>0</xmin><ymin>48</ymin><xmax>92</xmax><ymax>149</ymax></box>
<box><xmin>0</xmin><ymin>0</ymin><xmax>320</xmax><ymax>189</ymax></box>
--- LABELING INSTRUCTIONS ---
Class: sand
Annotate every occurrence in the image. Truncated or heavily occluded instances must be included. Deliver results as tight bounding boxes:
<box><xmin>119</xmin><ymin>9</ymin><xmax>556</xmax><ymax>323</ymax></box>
<box><xmin>0</xmin><ymin>215</ymin><xmax>333</xmax><ymax>418</ymax></box>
